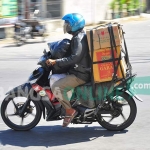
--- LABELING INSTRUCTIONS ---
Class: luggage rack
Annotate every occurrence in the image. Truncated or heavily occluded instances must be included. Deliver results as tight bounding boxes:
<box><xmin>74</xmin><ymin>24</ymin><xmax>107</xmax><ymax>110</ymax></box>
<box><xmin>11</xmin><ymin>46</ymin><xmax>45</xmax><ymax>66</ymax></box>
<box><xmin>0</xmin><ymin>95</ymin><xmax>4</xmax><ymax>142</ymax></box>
<box><xmin>88</xmin><ymin>23</ymin><xmax>132</xmax><ymax>98</ymax></box>
<box><xmin>114</xmin><ymin>71</ymin><xmax>136</xmax><ymax>90</ymax></box>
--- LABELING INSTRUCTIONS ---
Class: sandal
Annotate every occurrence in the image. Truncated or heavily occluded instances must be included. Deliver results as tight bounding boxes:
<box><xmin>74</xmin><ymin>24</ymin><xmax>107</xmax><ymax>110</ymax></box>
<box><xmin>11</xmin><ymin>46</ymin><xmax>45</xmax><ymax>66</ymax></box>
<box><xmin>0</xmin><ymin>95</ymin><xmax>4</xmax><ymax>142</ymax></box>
<box><xmin>62</xmin><ymin>109</ymin><xmax>78</xmax><ymax>127</ymax></box>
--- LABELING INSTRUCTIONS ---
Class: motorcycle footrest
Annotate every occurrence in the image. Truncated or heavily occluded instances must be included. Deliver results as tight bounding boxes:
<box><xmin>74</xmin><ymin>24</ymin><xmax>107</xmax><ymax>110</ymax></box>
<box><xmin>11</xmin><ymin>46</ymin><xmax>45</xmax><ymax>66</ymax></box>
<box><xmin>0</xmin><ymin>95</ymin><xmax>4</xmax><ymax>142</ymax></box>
<box><xmin>46</xmin><ymin>116</ymin><xmax>62</xmax><ymax>121</ymax></box>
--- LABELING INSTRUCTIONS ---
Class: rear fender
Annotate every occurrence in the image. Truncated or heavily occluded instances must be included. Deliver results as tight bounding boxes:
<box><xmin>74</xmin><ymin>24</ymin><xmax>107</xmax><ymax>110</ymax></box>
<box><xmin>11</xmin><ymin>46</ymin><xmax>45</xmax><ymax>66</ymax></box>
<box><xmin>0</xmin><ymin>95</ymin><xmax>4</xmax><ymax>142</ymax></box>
<box><xmin>126</xmin><ymin>89</ymin><xmax>143</xmax><ymax>102</ymax></box>
<box><xmin>113</xmin><ymin>89</ymin><xmax>143</xmax><ymax>102</ymax></box>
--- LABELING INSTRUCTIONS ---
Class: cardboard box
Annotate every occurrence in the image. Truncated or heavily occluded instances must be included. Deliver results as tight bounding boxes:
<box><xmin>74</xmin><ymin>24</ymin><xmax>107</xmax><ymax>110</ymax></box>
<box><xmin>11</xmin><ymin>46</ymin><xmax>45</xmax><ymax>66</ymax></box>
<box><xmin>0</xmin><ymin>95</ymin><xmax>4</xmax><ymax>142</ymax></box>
<box><xmin>86</xmin><ymin>24</ymin><xmax>122</xmax><ymax>53</ymax></box>
<box><xmin>86</xmin><ymin>29</ymin><xmax>100</xmax><ymax>52</ymax></box>
<box><xmin>92</xmin><ymin>47</ymin><xmax>127</xmax><ymax>83</ymax></box>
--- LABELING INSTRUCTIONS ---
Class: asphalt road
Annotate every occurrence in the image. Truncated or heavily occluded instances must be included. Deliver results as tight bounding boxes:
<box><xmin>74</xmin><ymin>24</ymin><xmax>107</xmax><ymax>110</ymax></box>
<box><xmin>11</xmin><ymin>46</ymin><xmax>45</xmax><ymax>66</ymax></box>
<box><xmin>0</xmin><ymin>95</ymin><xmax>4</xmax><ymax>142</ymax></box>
<box><xmin>0</xmin><ymin>19</ymin><xmax>150</xmax><ymax>150</ymax></box>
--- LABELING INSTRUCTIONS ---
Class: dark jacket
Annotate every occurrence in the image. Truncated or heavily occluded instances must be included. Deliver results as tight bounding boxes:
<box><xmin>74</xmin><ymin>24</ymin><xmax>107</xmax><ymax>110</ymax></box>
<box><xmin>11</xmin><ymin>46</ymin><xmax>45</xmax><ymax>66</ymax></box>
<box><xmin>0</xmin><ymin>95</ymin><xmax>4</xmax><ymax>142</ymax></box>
<box><xmin>56</xmin><ymin>30</ymin><xmax>91</xmax><ymax>82</ymax></box>
<box><xmin>48</xmin><ymin>39</ymin><xmax>71</xmax><ymax>74</ymax></box>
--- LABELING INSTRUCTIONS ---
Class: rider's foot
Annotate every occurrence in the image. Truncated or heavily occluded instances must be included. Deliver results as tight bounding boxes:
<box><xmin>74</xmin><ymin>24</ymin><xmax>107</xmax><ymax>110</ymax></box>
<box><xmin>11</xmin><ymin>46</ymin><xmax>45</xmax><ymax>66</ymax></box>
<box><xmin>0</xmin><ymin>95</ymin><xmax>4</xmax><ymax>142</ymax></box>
<box><xmin>62</xmin><ymin>108</ymin><xmax>78</xmax><ymax>127</ymax></box>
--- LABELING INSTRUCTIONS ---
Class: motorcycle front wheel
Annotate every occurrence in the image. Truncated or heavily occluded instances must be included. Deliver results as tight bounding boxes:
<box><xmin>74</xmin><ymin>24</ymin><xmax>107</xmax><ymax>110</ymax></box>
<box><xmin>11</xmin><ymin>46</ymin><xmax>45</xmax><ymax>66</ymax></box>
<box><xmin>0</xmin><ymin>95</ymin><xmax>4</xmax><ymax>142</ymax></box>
<box><xmin>1</xmin><ymin>94</ymin><xmax>42</xmax><ymax>131</ymax></box>
<box><xmin>97</xmin><ymin>92</ymin><xmax>137</xmax><ymax>131</ymax></box>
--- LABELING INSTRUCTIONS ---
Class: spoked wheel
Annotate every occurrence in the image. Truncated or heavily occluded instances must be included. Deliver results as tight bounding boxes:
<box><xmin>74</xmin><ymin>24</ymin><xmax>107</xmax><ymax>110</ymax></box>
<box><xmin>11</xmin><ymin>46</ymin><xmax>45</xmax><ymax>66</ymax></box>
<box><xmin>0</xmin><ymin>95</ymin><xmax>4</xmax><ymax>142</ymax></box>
<box><xmin>1</xmin><ymin>94</ymin><xmax>42</xmax><ymax>131</ymax></box>
<box><xmin>97</xmin><ymin>92</ymin><xmax>137</xmax><ymax>131</ymax></box>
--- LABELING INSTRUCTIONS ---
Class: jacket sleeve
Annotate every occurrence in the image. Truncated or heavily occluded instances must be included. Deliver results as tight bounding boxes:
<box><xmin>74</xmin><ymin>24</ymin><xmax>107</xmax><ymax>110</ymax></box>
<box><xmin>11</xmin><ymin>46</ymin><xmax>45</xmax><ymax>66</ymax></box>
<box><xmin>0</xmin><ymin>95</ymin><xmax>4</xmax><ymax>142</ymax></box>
<box><xmin>56</xmin><ymin>37</ymin><xmax>84</xmax><ymax>67</ymax></box>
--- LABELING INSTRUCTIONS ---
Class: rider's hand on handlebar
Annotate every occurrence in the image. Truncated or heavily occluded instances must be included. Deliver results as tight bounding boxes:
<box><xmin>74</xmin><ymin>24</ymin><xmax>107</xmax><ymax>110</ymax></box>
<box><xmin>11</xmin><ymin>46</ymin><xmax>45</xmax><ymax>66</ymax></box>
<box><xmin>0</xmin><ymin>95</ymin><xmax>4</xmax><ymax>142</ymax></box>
<box><xmin>46</xmin><ymin>59</ymin><xmax>56</xmax><ymax>66</ymax></box>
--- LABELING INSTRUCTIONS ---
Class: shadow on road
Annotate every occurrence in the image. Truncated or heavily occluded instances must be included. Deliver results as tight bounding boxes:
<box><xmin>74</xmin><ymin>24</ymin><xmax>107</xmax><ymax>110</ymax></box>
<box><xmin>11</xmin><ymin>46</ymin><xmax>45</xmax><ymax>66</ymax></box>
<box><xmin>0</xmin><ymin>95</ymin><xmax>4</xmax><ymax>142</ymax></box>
<box><xmin>2</xmin><ymin>44</ymin><xmax>20</xmax><ymax>48</ymax></box>
<box><xmin>24</xmin><ymin>41</ymin><xmax>46</xmax><ymax>44</ymax></box>
<box><xmin>0</xmin><ymin>125</ymin><xmax>128</xmax><ymax>147</ymax></box>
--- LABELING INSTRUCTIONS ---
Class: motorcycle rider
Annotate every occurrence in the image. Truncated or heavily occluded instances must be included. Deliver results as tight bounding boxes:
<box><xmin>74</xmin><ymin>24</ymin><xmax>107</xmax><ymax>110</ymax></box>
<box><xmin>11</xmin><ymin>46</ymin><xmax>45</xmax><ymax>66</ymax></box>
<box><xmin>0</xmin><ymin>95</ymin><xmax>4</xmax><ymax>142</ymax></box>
<box><xmin>46</xmin><ymin>13</ymin><xmax>91</xmax><ymax>127</ymax></box>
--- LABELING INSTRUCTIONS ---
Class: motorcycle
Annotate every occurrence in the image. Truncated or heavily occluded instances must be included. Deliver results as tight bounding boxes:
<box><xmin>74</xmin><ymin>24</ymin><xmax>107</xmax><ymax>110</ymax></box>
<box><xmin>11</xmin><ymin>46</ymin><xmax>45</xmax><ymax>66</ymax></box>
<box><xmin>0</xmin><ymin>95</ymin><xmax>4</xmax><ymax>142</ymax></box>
<box><xmin>13</xmin><ymin>22</ymin><xmax>26</xmax><ymax>46</ymax></box>
<box><xmin>1</xmin><ymin>48</ymin><xmax>143</xmax><ymax>131</ymax></box>
<box><xmin>14</xmin><ymin>19</ymin><xmax>47</xmax><ymax>46</ymax></box>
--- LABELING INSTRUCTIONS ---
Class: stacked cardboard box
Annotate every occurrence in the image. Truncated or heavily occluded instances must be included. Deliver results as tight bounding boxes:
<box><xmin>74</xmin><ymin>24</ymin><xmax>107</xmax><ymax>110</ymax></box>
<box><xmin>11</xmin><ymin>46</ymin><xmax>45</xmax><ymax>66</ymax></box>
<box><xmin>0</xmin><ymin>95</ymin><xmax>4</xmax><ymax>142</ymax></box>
<box><xmin>86</xmin><ymin>23</ymin><xmax>127</xmax><ymax>83</ymax></box>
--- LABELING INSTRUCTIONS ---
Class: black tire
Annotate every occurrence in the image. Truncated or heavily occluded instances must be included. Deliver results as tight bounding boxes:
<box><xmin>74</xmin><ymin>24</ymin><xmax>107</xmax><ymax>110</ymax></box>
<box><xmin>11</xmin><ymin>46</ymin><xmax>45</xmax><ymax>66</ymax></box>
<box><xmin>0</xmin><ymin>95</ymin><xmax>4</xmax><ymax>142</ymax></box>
<box><xmin>97</xmin><ymin>92</ymin><xmax>137</xmax><ymax>131</ymax></box>
<box><xmin>1</xmin><ymin>94</ymin><xmax>42</xmax><ymax>131</ymax></box>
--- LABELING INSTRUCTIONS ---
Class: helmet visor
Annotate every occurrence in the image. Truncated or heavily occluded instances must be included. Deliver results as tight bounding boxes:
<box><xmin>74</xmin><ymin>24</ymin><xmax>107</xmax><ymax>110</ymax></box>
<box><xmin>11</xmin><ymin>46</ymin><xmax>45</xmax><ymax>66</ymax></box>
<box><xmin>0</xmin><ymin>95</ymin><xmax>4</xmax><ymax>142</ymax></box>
<box><xmin>63</xmin><ymin>22</ymin><xmax>71</xmax><ymax>34</ymax></box>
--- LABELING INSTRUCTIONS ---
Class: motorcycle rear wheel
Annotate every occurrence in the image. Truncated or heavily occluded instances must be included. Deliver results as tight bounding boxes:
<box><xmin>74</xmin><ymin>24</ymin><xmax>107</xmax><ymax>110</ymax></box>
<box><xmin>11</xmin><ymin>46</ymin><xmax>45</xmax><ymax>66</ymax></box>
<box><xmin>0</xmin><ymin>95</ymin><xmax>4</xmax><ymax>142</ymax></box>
<box><xmin>97</xmin><ymin>92</ymin><xmax>137</xmax><ymax>131</ymax></box>
<box><xmin>1</xmin><ymin>94</ymin><xmax>42</xmax><ymax>131</ymax></box>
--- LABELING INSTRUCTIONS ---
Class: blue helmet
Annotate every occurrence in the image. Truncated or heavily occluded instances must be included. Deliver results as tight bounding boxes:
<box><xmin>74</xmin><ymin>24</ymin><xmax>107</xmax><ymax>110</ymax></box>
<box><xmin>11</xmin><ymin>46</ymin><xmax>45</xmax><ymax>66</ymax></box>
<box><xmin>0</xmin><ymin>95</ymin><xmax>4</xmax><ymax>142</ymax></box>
<box><xmin>62</xmin><ymin>13</ymin><xmax>85</xmax><ymax>33</ymax></box>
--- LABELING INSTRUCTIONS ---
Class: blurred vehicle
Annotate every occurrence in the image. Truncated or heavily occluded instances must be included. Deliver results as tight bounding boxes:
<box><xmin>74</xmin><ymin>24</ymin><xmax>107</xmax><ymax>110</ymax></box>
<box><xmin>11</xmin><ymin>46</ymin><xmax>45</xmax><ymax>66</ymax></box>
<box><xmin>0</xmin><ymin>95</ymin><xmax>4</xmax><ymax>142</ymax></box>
<box><xmin>14</xmin><ymin>19</ymin><xmax>47</xmax><ymax>46</ymax></box>
<box><xmin>13</xmin><ymin>20</ymin><xmax>26</xmax><ymax>46</ymax></box>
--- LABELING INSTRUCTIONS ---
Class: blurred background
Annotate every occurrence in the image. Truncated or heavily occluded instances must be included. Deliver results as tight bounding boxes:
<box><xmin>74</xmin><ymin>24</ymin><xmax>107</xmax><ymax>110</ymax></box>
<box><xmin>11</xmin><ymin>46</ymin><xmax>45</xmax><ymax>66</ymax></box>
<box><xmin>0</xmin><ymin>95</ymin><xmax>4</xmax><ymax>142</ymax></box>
<box><xmin>0</xmin><ymin>0</ymin><xmax>150</xmax><ymax>40</ymax></box>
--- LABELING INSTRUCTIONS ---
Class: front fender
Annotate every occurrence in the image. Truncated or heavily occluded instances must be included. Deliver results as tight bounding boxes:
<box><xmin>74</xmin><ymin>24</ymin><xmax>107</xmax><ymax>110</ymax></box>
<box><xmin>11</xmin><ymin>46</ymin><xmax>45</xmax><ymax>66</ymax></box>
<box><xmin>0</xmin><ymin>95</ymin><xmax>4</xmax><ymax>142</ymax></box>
<box><xmin>6</xmin><ymin>82</ymin><xmax>32</xmax><ymax>97</ymax></box>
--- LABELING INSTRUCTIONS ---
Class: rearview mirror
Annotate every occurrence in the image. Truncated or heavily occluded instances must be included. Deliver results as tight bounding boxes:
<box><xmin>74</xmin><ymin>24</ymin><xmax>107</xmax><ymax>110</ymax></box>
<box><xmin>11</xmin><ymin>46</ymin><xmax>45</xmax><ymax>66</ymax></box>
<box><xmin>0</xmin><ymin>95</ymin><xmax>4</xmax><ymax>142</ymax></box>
<box><xmin>43</xmin><ymin>49</ymin><xmax>47</xmax><ymax>54</ymax></box>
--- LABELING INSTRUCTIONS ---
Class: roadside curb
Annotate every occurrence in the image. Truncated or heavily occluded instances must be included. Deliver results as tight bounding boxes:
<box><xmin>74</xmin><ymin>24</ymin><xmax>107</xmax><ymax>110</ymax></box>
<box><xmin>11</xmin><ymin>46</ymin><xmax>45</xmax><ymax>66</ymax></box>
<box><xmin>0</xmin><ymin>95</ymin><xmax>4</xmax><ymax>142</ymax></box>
<box><xmin>98</xmin><ymin>14</ymin><xmax>150</xmax><ymax>24</ymax></box>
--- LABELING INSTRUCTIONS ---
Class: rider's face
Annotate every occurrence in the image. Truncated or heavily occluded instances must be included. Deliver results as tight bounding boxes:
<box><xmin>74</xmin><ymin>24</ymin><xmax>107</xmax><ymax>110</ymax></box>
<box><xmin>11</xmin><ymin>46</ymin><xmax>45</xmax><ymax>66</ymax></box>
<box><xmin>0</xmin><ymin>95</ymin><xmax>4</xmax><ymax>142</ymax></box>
<box><xmin>63</xmin><ymin>21</ymin><xmax>71</xmax><ymax>34</ymax></box>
